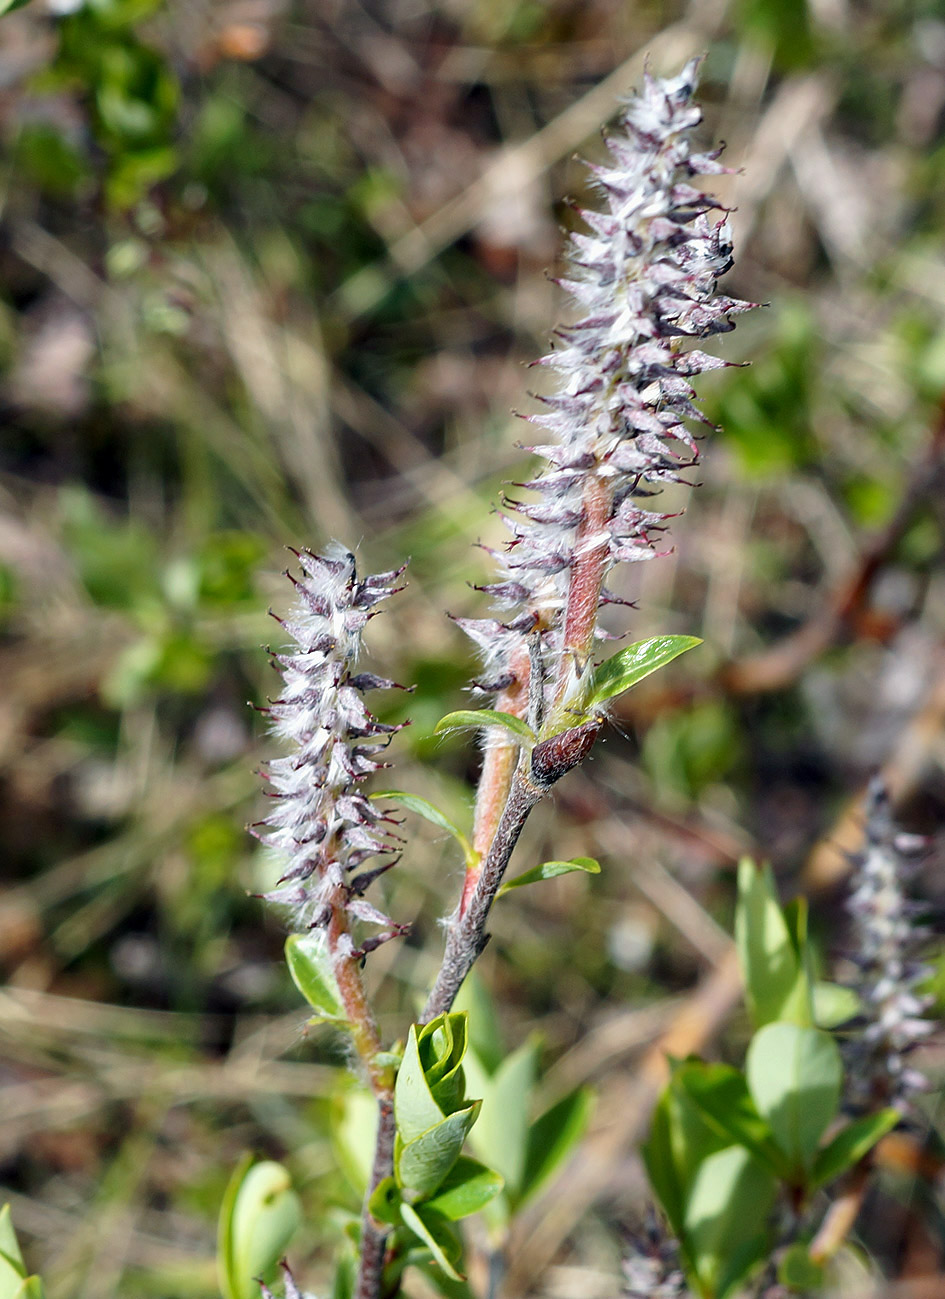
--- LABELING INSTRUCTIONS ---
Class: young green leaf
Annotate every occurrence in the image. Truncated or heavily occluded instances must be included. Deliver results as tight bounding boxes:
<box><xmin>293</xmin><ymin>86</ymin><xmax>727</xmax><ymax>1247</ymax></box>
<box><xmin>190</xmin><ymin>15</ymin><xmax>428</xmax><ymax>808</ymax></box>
<box><xmin>641</xmin><ymin>1091</ymin><xmax>688</xmax><ymax>1245</ymax></box>
<box><xmin>673</xmin><ymin>1061</ymin><xmax>789</xmax><ymax>1179</ymax></box>
<box><xmin>11</xmin><ymin>1281</ymin><xmax>46</xmax><ymax>1299</ymax></box>
<box><xmin>519</xmin><ymin>1087</ymin><xmax>595</xmax><ymax>1208</ymax></box>
<box><xmin>810</xmin><ymin>1109</ymin><xmax>899</xmax><ymax>1190</ymax></box>
<box><xmin>423</xmin><ymin>1156</ymin><xmax>504</xmax><ymax>1221</ymax></box>
<box><xmin>778</xmin><ymin>1243</ymin><xmax>824</xmax><ymax>1292</ymax></box>
<box><xmin>581</xmin><ymin>636</ymin><xmax>702</xmax><ymax>709</ymax></box>
<box><xmin>395</xmin><ymin>1024</ymin><xmax>451</xmax><ymax>1145</ymax></box>
<box><xmin>397</xmin><ymin>1103</ymin><xmax>481</xmax><ymax>1198</ymax></box>
<box><xmin>331</xmin><ymin>1248</ymin><xmax>357</xmax><ymax>1299</ymax></box>
<box><xmin>331</xmin><ymin>1086</ymin><xmax>378</xmax><ymax>1194</ymax></box>
<box><xmin>453</xmin><ymin>973</ymin><xmax>505</xmax><ymax>1075</ymax></box>
<box><xmin>464</xmin><ymin>1039</ymin><xmax>537</xmax><ymax>1195</ymax></box>
<box><xmin>0</xmin><ymin>1205</ymin><xmax>24</xmax><ymax>1271</ymax></box>
<box><xmin>400</xmin><ymin>1204</ymin><xmax>465</xmax><ymax>1282</ymax></box>
<box><xmin>218</xmin><ymin>1159</ymin><xmax>302</xmax><ymax>1299</ymax></box>
<box><xmin>642</xmin><ymin>1081</ymin><xmax>730</xmax><ymax>1257</ymax></box>
<box><xmin>0</xmin><ymin>1251</ymin><xmax>22</xmax><ymax>1298</ymax></box>
<box><xmin>683</xmin><ymin>1145</ymin><xmax>777</xmax><ymax>1299</ymax></box>
<box><xmin>0</xmin><ymin>1204</ymin><xmax>40</xmax><ymax>1299</ymax></box>
<box><xmin>746</xmin><ymin>1023</ymin><xmax>842</xmax><ymax>1176</ymax></box>
<box><xmin>783</xmin><ymin>896</ymin><xmax>818</xmax><ymax>1011</ymax></box>
<box><xmin>419</xmin><ymin>1014</ymin><xmax>469</xmax><ymax>1115</ymax></box>
<box><xmin>496</xmin><ymin>857</ymin><xmax>600</xmax><ymax>897</ymax></box>
<box><xmin>366</xmin><ymin>1177</ymin><xmax>401</xmax><ymax>1226</ymax></box>
<box><xmin>433</xmin><ymin>710</ymin><xmax>535</xmax><ymax>744</ymax></box>
<box><xmin>735</xmin><ymin>859</ymin><xmax>812</xmax><ymax>1029</ymax></box>
<box><xmin>414</xmin><ymin>1262</ymin><xmax>476</xmax><ymax>1299</ymax></box>
<box><xmin>812</xmin><ymin>982</ymin><xmax>861</xmax><ymax>1029</ymax></box>
<box><xmin>284</xmin><ymin>932</ymin><xmax>347</xmax><ymax>1023</ymax></box>
<box><xmin>371</xmin><ymin>791</ymin><xmax>477</xmax><ymax>871</ymax></box>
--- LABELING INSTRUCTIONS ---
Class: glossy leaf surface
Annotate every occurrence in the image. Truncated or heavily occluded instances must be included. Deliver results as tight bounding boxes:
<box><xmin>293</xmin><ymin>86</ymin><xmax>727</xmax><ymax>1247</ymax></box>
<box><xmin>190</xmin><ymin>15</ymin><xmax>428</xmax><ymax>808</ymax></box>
<box><xmin>284</xmin><ymin>932</ymin><xmax>347</xmax><ymax>1023</ymax></box>
<box><xmin>433</xmin><ymin>710</ymin><xmax>535</xmax><ymax>744</ymax></box>
<box><xmin>218</xmin><ymin>1158</ymin><xmax>301</xmax><ymax>1299</ymax></box>
<box><xmin>497</xmin><ymin>856</ymin><xmax>599</xmax><ymax>897</ymax></box>
<box><xmin>581</xmin><ymin>635</ymin><xmax>702</xmax><ymax>709</ymax></box>
<box><xmin>423</xmin><ymin>1156</ymin><xmax>504</xmax><ymax>1221</ymax></box>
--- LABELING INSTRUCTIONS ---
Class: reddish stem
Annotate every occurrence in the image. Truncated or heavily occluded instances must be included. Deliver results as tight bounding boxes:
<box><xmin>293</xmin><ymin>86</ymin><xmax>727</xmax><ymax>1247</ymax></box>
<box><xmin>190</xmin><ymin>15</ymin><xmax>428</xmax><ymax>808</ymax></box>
<box><xmin>551</xmin><ymin>473</ymin><xmax>613</xmax><ymax>718</ymax></box>
<box><xmin>329</xmin><ymin>900</ymin><xmax>396</xmax><ymax>1299</ymax></box>
<box><xmin>463</xmin><ymin>641</ymin><xmax>531</xmax><ymax>914</ymax></box>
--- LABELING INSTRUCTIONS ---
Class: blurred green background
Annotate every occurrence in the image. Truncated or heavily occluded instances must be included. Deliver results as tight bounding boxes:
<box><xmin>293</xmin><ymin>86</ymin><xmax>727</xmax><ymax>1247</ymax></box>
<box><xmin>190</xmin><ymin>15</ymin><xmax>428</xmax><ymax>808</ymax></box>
<box><xmin>1</xmin><ymin>0</ymin><xmax>944</xmax><ymax>1295</ymax></box>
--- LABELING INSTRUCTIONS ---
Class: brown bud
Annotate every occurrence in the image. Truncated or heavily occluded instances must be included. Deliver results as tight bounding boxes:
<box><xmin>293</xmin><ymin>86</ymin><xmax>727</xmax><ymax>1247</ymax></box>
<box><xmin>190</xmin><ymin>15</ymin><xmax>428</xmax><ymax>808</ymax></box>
<box><xmin>530</xmin><ymin>718</ymin><xmax>601</xmax><ymax>786</ymax></box>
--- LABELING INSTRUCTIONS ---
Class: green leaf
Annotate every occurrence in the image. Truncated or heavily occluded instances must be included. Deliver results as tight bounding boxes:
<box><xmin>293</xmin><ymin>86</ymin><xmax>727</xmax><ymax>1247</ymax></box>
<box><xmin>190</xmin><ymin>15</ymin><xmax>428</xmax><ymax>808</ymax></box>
<box><xmin>395</xmin><ymin>1025</ymin><xmax>450</xmax><ymax>1145</ymax></box>
<box><xmin>0</xmin><ymin>1204</ymin><xmax>41</xmax><ymax>1299</ymax></box>
<box><xmin>783</xmin><ymin>897</ymin><xmax>818</xmax><ymax>1011</ymax></box>
<box><xmin>433</xmin><ymin>710</ymin><xmax>535</xmax><ymax>745</ymax></box>
<box><xmin>453</xmin><ymin>973</ymin><xmax>504</xmax><ymax>1075</ymax></box>
<box><xmin>371</xmin><ymin>791</ymin><xmax>477</xmax><ymax>871</ymax></box>
<box><xmin>464</xmin><ymin>1039</ymin><xmax>537</xmax><ymax>1195</ymax></box>
<box><xmin>399</xmin><ymin>1204</ymin><xmax>465</xmax><ymax>1282</ymax></box>
<box><xmin>419</xmin><ymin>1014</ymin><xmax>469</xmax><ymax>1115</ymax></box>
<box><xmin>0</xmin><ymin>1252</ymin><xmax>23</xmax><ymax>1299</ymax></box>
<box><xmin>397</xmin><ymin>1103</ymin><xmax>481</xmax><ymax>1198</ymax></box>
<box><xmin>218</xmin><ymin>1159</ymin><xmax>301</xmax><ymax>1299</ymax></box>
<box><xmin>684</xmin><ymin>1145</ymin><xmax>777</xmax><ymax>1299</ymax></box>
<box><xmin>746</xmin><ymin>1023</ymin><xmax>842</xmax><ymax>1176</ymax></box>
<box><xmin>673</xmin><ymin>1061</ymin><xmax>789</xmax><ymax>1179</ymax></box>
<box><xmin>424</xmin><ymin>1157</ymin><xmax>504</xmax><ymax>1221</ymax></box>
<box><xmin>642</xmin><ymin>1081</ymin><xmax>730</xmax><ymax>1256</ymax></box>
<box><xmin>413</xmin><ymin>1263</ymin><xmax>476</xmax><ymax>1299</ymax></box>
<box><xmin>0</xmin><ymin>0</ymin><xmax>34</xmax><ymax>15</ymax></box>
<box><xmin>641</xmin><ymin>1091</ymin><xmax>688</xmax><ymax>1244</ymax></box>
<box><xmin>519</xmin><ymin>1087</ymin><xmax>595</xmax><ymax>1208</ymax></box>
<box><xmin>812</xmin><ymin>982</ymin><xmax>861</xmax><ymax>1029</ymax></box>
<box><xmin>810</xmin><ymin>1109</ymin><xmax>899</xmax><ymax>1190</ymax></box>
<box><xmin>778</xmin><ymin>1243</ymin><xmax>824</xmax><ymax>1292</ymax></box>
<box><xmin>735</xmin><ymin>859</ymin><xmax>811</xmax><ymax>1029</ymax></box>
<box><xmin>217</xmin><ymin>1154</ymin><xmax>251</xmax><ymax>1299</ymax></box>
<box><xmin>367</xmin><ymin>1177</ymin><xmax>402</xmax><ymax>1226</ymax></box>
<box><xmin>331</xmin><ymin>1248</ymin><xmax>357</xmax><ymax>1299</ymax></box>
<box><xmin>581</xmin><ymin>636</ymin><xmax>702</xmax><ymax>709</ymax></box>
<box><xmin>0</xmin><ymin>1206</ymin><xmax>24</xmax><ymax>1273</ymax></box>
<box><xmin>331</xmin><ymin>1086</ymin><xmax>378</xmax><ymax>1194</ymax></box>
<box><xmin>284</xmin><ymin>932</ymin><xmax>347</xmax><ymax>1023</ymax></box>
<box><xmin>12</xmin><ymin>1281</ymin><xmax>46</xmax><ymax>1299</ymax></box>
<box><xmin>496</xmin><ymin>857</ymin><xmax>600</xmax><ymax>897</ymax></box>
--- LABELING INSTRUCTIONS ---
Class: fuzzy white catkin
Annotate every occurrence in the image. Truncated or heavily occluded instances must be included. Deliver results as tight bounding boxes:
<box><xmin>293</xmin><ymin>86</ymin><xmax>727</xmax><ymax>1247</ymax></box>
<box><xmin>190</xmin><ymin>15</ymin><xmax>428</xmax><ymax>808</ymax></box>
<box><xmin>461</xmin><ymin>58</ymin><xmax>755</xmax><ymax>699</ymax></box>
<box><xmin>847</xmin><ymin>777</ymin><xmax>933</xmax><ymax>1109</ymax></box>
<box><xmin>254</xmin><ymin>546</ymin><xmax>406</xmax><ymax>941</ymax></box>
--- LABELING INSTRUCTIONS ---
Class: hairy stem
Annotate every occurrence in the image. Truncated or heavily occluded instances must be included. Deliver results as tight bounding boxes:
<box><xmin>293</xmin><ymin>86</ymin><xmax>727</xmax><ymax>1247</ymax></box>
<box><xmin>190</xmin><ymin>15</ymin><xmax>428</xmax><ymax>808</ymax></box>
<box><xmin>550</xmin><ymin>474</ymin><xmax>613</xmax><ymax>724</ymax></box>
<box><xmin>333</xmin><ymin>905</ymin><xmax>397</xmax><ymax>1299</ymax></box>
<box><xmin>354</xmin><ymin>762</ymin><xmax>543</xmax><ymax>1299</ymax></box>
<box><xmin>329</xmin><ymin>901</ymin><xmax>388</xmax><ymax>1092</ymax></box>
<box><xmin>464</xmin><ymin>643</ymin><xmax>532</xmax><ymax>913</ymax></box>
<box><xmin>422</xmin><ymin>763</ymin><xmax>544</xmax><ymax>1022</ymax></box>
<box><xmin>355</xmin><ymin>1096</ymin><xmax>397</xmax><ymax>1299</ymax></box>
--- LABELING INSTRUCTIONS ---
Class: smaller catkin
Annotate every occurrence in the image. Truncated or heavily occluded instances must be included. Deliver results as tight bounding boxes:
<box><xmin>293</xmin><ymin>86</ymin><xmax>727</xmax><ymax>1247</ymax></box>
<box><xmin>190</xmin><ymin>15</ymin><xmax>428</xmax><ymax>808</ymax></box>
<box><xmin>846</xmin><ymin>777</ymin><xmax>933</xmax><ymax>1110</ymax></box>
<box><xmin>254</xmin><ymin>546</ymin><xmax>407</xmax><ymax>947</ymax></box>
